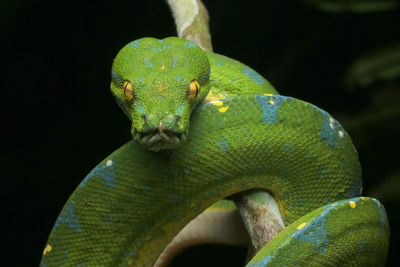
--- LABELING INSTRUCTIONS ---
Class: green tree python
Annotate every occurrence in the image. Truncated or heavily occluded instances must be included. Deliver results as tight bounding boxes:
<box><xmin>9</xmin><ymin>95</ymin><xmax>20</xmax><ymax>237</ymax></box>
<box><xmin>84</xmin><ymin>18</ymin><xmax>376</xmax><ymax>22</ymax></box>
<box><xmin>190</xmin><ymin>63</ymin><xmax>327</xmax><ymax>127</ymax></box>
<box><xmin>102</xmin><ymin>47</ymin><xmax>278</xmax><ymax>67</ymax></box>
<box><xmin>40</xmin><ymin>37</ymin><xmax>390</xmax><ymax>266</ymax></box>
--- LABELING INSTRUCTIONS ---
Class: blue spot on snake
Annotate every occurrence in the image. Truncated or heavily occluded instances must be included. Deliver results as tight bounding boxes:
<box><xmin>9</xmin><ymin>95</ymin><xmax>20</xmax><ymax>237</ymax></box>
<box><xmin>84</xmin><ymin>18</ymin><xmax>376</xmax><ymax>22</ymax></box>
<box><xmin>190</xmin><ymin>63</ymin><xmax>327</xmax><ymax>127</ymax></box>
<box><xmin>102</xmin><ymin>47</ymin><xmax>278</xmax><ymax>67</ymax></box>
<box><xmin>145</xmin><ymin>57</ymin><xmax>153</xmax><ymax>67</ymax></box>
<box><xmin>184</xmin><ymin>41</ymin><xmax>198</xmax><ymax>47</ymax></box>
<box><xmin>345</xmin><ymin>177</ymin><xmax>362</xmax><ymax>198</ymax></box>
<box><xmin>217</xmin><ymin>139</ymin><xmax>229</xmax><ymax>152</ymax></box>
<box><xmin>151</xmin><ymin>45</ymin><xmax>170</xmax><ymax>51</ymax></box>
<box><xmin>215</xmin><ymin>61</ymin><xmax>223</xmax><ymax>66</ymax></box>
<box><xmin>128</xmin><ymin>40</ymin><xmax>140</xmax><ymax>48</ymax></box>
<box><xmin>242</xmin><ymin>68</ymin><xmax>265</xmax><ymax>85</ymax></box>
<box><xmin>52</xmin><ymin>201</ymin><xmax>82</xmax><ymax>233</ymax></box>
<box><xmin>293</xmin><ymin>198</ymin><xmax>360</xmax><ymax>254</ymax></box>
<box><xmin>255</xmin><ymin>95</ymin><xmax>285</xmax><ymax>124</ymax></box>
<box><xmin>112</xmin><ymin>70</ymin><xmax>124</xmax><ymax>83</ymax></box>
<box><xmin>176</xmin><ymin>104</ymin><xmax>185</xmax><ymax>116</ymax></box>
<box><xmin>136</xmin><ymin>103</ymin><xmax>146</xmax><ymax>115</ymax></box>
<box><xmin>80</xmin><ymin>158</ymin><xmax>117</xmax><ymax>188</ymax></box>
<box><xmin>293</xmin><ymin>215</ymin><xmax>328</xmax><ymax>254</ymax></box>
<box><xmin>171</xmin><ymin>56</ymin><xmax>178</xmax><ymax>68</ymax></box>
<box><xmin>373</xmin><ymin>199</ymin><xmax>387</xmax><ymax>237</ymax></box>
<box><xmin>284</xmin><ymin>144</ymin><xmax>294</xmax><ymax>152</ymax></box>
<box><xmin>312</xmin><ymin>106</ymin><xmax>342</xmax><ymax>148</ymax></box>
<box><xmin>175</xmin><ymin>75</ymin><xmax>183</xmax><ymax>81</ymax></box>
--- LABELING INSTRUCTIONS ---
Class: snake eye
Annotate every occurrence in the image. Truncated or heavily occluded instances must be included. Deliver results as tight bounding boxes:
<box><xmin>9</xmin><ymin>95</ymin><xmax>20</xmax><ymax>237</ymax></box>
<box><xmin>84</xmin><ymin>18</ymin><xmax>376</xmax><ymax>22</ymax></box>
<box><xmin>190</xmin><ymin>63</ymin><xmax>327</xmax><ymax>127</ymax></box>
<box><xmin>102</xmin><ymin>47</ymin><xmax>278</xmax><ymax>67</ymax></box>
<box><xmin>188</xmin><ymin>80</ymin><xmax>200</xmax><ymax>100</ymax></box>
<box><xmin>122</xmin><ymin>81</ymin><xmax>134</xmax><ymax>102</ymax></box>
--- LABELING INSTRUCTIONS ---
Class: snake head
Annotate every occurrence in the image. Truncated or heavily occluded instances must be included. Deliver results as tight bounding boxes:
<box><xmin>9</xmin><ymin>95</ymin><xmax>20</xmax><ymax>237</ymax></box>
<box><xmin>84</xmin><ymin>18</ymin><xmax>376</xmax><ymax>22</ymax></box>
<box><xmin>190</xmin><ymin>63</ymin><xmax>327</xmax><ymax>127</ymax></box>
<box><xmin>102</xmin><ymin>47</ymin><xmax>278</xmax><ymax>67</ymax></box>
<box><xmin>110</xmin><ymin>37</ymin><xmax>210</xmax><ymax>151</ymax></box>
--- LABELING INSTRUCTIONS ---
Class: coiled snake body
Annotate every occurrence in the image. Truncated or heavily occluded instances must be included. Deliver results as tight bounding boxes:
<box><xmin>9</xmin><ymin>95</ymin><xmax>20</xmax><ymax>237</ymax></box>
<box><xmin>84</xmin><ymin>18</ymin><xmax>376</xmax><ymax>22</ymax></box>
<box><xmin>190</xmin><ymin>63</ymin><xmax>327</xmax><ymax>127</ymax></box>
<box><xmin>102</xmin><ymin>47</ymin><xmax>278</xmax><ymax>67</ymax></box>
<box><xmin>41</xmin><ymin>37</ymin><xmax>389</xmax><ymax>266</ymax></box>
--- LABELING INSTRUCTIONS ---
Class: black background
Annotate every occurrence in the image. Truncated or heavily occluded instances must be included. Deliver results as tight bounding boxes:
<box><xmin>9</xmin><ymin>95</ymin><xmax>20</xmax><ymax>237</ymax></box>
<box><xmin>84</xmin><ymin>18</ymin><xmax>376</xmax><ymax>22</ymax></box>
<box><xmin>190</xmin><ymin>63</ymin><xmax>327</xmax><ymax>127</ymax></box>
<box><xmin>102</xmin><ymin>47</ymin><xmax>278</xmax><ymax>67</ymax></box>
<box><xmin>3</xmin><ymin>0</ymin><xmax>399</xmax><ymax>266</ymax></box>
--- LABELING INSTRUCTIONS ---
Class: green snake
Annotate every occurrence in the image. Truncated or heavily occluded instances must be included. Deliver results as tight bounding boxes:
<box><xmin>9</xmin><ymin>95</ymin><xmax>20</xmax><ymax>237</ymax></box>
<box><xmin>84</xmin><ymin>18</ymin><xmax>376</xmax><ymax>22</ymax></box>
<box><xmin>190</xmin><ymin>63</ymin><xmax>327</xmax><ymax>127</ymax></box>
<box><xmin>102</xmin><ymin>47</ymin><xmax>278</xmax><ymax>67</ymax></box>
<box><xmin>40</xmin><ymin>37</ymin><xmax>389</xmax><ymax>266</ymax></box>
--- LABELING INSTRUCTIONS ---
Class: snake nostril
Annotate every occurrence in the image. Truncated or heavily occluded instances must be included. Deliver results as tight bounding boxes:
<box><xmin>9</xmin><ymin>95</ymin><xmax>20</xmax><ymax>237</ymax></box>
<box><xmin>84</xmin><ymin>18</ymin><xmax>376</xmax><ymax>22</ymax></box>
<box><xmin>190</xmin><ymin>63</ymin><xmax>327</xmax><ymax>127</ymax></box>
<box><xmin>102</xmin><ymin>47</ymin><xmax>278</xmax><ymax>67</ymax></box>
<box><xmin>147</xmin><ymin>114</ymin><xmax>160</xmax><ymax>128</ymax></box>
<box><xmin>162</xmin><ymin>114</ymin><xmax>175</xmax><ymax>129</ymax></box>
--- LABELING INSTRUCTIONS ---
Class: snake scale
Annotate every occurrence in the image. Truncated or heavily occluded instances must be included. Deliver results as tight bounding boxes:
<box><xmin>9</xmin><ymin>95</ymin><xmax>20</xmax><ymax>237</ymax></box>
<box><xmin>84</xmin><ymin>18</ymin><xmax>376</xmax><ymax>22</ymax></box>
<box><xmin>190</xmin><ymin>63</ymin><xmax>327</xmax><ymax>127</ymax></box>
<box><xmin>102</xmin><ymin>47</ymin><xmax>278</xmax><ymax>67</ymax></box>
<box><xmin>40</xmin><ymin>37</ymin><xmax>389</xmax><ymax>266</ymax></box>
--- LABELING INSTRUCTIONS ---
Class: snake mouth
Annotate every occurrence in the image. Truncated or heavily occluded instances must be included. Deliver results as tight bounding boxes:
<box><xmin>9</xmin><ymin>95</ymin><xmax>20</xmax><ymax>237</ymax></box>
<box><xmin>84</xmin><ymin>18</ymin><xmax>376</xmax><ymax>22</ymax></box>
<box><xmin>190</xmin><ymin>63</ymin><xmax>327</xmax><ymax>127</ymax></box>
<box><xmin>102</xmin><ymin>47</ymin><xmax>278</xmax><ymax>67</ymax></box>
<box><xmin>134</xmin><ymin>128</ymin><xmax>188</xmax><ymax>151</ymax></box>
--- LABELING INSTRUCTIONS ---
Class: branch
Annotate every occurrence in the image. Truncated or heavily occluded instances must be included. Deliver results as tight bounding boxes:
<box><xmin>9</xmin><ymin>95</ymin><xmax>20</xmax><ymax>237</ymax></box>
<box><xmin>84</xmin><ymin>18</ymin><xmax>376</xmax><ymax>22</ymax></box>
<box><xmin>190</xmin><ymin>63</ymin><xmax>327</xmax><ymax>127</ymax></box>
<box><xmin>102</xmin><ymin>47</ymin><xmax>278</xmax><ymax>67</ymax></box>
<box><xmin>165</xmin><ymin>0</ymin><xmax>213</xmax><ymax>51</ymax></box>
<box><xmin>234</xmin><ymin>190</ymin><xmax>285</xmax><ymax>260</ymax></box>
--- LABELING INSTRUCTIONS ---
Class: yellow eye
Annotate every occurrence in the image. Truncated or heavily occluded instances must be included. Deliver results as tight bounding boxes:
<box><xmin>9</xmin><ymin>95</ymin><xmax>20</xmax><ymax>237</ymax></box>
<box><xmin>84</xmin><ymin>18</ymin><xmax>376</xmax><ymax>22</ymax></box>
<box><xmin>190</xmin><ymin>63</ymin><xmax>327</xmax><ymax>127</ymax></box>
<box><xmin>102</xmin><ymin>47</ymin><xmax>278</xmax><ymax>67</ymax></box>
<box><xmin>122</xmin><ymin>81</ymin><xmax>134</xmax><ymax>101</ymax></box>
<box><xmin>188</xmin><ymin>80</ymin><xmax>200</xmax><ymax>100</ymax></box>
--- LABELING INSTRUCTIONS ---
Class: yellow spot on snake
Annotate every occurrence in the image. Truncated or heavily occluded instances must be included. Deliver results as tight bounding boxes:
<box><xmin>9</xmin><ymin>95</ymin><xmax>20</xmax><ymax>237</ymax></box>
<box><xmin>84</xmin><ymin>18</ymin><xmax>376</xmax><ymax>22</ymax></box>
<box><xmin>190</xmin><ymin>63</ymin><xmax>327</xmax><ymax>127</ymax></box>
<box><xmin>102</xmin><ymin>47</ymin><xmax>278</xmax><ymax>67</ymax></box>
<box><xmin>43</xmin><ymin>244</ymin><xmax>52</xmax><ymax>255</ymax></box>
<box><xmin>265</xmin><ymin>95</ymin><xmax>275</xmax><ymax>105</ymax></box>
<box><xmin>350</xmin><ymin>201</ymin><xmax>356</xmax><ymax>208</ymax></box>
<box><xmin>360</xmin><ymin>197</ymin><xmax>365</xmax><ymax>200</ymax></box>
<box><xmin>297</xmin><ymin>222</ymin><xmax>307</xmax><ymax>229</ymax></box>
<box><xmin>160</xmin><ymin>63</ymin><xmax>166</xmax><ymax>70</ymax></box>
<box><xmin>219</xmin><ymin>106</ymin><xmax>229</xmax><ymax>113</ymax></box>
<box><xmin>213</xmin><ymin>101</ymin><xmax>223</xmax><ymax>107</ymax></box>
<box><xmin>203</xmin><ymin>90</ymin><xmax>225</xmax><ymax>104</ymax></box>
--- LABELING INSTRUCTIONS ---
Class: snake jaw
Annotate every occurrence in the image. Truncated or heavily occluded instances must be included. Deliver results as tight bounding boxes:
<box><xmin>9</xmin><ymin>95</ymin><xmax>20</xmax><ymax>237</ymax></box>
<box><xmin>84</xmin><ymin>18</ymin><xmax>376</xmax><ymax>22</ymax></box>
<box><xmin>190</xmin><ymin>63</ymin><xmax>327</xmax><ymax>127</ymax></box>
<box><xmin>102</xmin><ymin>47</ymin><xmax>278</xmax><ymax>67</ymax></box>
<box><xmin>134</xmin><ymin>127</ymin><xmax>188</xmax><ymax>151</ymax></box>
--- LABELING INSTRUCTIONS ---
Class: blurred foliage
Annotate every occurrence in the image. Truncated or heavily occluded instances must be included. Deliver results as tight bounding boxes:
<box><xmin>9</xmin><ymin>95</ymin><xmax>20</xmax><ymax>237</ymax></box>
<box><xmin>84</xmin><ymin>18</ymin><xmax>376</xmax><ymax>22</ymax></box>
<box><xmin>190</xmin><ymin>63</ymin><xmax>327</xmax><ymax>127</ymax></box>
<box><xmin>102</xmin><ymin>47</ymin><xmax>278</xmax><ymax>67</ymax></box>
<box><xmin>345</xmin><ymin>42</ymin><xmax>400</xmax><ymax>89</ymax></box>
<box><xmin>337</xmin><ymin>84</ymin><xmax>400</xmax><ymax>145</ymax></box>
<box><xmin>305</xmin><ymin>0</ymin><xmax>399</xmax><ymax>13</ymax></box>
